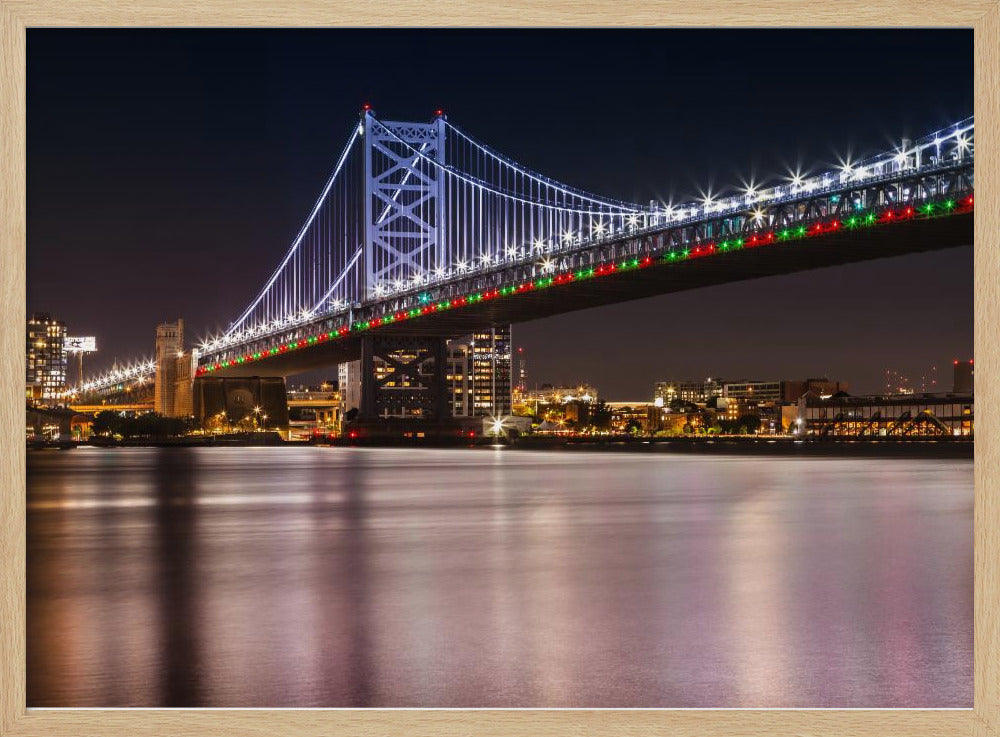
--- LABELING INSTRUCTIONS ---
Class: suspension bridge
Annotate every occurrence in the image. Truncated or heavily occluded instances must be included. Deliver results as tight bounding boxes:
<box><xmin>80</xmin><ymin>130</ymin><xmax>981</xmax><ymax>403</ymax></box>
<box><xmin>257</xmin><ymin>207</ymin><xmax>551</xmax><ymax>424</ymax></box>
<box><xmin>71</xmin><ymin>107</ymin><xmax>975</xmax><ymax>421</ymax></box>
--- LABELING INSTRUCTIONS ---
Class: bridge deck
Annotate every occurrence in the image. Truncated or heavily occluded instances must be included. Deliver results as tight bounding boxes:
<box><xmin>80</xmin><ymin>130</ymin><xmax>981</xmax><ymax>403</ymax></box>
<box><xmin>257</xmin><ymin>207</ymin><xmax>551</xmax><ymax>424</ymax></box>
<box><xmin>210</xmin><ymin>211</ymin><xmax>972</xmax><ymax>377</ymax></box>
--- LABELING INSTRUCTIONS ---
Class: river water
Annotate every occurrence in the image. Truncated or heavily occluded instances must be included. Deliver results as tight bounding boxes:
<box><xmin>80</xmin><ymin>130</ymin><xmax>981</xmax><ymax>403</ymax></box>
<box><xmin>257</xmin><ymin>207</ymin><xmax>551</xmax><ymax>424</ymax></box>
<box><xmin>26</xmin><ymin>446</ymin><xmax>972</xmax><ymax>707</ymax></box>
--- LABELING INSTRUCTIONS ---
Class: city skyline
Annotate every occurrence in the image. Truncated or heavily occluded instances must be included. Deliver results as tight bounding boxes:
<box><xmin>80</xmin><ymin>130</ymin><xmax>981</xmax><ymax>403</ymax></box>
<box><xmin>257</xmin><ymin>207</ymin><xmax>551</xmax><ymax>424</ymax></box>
<box><xmin>27</xmin><ymin>29</ymin><xmax>973</xmax><ymax>397</ymax></box>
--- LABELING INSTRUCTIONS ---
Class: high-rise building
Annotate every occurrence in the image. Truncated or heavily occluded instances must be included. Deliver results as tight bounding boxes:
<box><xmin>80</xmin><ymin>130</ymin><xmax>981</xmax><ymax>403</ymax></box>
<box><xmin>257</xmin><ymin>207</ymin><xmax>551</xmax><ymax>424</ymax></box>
<box><xmin>471</xmin><ymin>326</ymin><xmax>512</xmax><ymax>417</ymax></box>
<box><xmin>338</xmin><ymin>360</ymin><xmax>362</xmax><ymax>416</ymax></box>
<box><xmin>446</xmin><ymin>338</ymin><xmax>474</xmax><ymax>417</ymax></box>
<box><xmin>26</xmin><ymin>313</ymin><xmax>67</xmax><ymax>402</ymax></box>
<box><xmin>953</xmin><ymin>359</ymin><xmax>974</xmax><ymax>394</ymax></box>
<box><xmin>154</xmin><ymin>319</ymin><xmax>184</xmax><ymax>416</ymax></box>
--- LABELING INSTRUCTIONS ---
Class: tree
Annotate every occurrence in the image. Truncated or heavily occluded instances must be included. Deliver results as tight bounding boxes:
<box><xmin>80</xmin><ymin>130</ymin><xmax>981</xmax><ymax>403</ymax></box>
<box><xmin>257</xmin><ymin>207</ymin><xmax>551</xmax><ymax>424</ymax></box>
<box><xmin>589</xmin><ymin>401</ymin><xmax>613</xmax><ymax>431</ymax></box>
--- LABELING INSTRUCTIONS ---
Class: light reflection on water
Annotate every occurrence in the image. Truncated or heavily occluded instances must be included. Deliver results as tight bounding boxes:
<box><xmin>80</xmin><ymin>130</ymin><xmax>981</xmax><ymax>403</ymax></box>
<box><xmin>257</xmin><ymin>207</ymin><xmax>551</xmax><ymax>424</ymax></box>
<box><xmin>27</xmin><ymin>446</ymin><xmax>972</xmax><ymax>707</ymax></box>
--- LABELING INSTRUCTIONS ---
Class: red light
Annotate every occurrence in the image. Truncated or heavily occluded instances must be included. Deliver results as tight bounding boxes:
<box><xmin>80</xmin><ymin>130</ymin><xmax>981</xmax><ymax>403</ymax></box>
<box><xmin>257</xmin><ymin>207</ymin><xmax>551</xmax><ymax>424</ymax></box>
<box><xmin>954</xmin><ymin>360</ymin><xmax>959</xmax><ymax>365</ymax></box>
<box><xmin>434</xmin><ymin>109</ymin><xmax>444</xmax><ymax>116</ymax></box>
<box><xmin>967</xmin><ymin>196</ymin><xmax>974</xmax><ymax>206</ymax></box>
<box><xmin>468</xmin><ymin>431</ymin><xmax>475</xmax><ymax>438</ymax></box>
<box><xmin>361</xmin><ymin>103</ymin><xmax>371</xmax><ymax>111</ymax></box>
<box><xmin>348</xmin><ymin>430</ymin><xmax>359</xmax><ymax>439</ymax></box>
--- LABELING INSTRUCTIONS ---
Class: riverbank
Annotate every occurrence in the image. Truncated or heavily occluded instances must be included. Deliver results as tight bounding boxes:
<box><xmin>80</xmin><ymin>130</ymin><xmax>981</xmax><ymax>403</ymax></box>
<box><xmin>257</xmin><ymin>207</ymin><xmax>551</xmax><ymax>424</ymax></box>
<box><xmin>512</xmin><ymin>436</ymin><xmax>974</xmax><ymax>458</ymax></box>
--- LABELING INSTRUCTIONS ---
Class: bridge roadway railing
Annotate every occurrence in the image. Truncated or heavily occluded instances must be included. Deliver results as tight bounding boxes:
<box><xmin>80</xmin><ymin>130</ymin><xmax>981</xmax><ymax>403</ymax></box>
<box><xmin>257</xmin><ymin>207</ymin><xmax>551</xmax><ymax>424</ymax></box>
<box><xmin>199</xmin><ymin>158</ymin><xmax>973</xmax><ymax>373</ymax></box>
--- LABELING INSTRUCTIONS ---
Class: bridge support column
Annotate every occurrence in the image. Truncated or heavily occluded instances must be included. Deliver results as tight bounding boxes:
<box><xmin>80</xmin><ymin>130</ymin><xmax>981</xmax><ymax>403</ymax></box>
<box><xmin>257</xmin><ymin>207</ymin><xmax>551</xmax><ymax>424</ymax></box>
<box><xmin>359</xmin><ymin>334</ymin><xmax>450</xmax><ymax>421</ymax></box>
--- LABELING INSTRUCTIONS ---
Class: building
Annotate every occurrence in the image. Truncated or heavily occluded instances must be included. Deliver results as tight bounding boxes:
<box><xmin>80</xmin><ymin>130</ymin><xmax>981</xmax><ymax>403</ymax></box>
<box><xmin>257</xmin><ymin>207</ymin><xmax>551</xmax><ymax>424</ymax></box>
<box><xmin>446</xmin><ymin>338</ymin><xmax>474</xmax><ymax>417</ymax></box>
<box><xmin>655</xmin><ymin>377</ymin><xmax>847</xmax><ymax>408</ymax></box>
<box><xmin>26</xmin><ymin>313</ymin><xmax>67</xmax><ymax>403</ymax></box>
<box><xmin>154</xmin><ymin>319</ymin><xmax>184</xmax><ymax>416</ymax></box>
<box><xmin>471</xmin><ymin>326</ymin><xmax>512</xmax><ymax>417</ymax></box>
<box><xmin>798</xmin><ymin>392</ymin><xmax>974</xmax><ymax>438</ymax></box>
<box><xmin>654</xmin><ymin>378</ymin><xmax>724</xmax><ymax>405</ymax></box>
<box><xmin>605</xmin><ymin>401</ymin><xmax>660</xmax><ymax>434</ymax></box>
<box><xmin>954</xmin><ymin>360</ymin><xmax>974</xmax><ymax>393</ymax></box>
<box><xmin>722</xmin><ymin>381</ymin><xmax>783</xmax><ymax>403</ymax></box>
<box><xmin>338</xmin><ymin>360</ymin><xmax>362</xmax><ymax>416</ymax></box>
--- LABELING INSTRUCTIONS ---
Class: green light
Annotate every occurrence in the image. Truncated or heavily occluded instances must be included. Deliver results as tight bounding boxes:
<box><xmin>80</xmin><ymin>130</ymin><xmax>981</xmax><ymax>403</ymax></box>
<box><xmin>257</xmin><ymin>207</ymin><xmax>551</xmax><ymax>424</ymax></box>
<box><xmin>796</xmin><ymin>226</ymin><xmax>806</xmax><ymax>236</ymax></box>
<box><xmin>682</xmin><ymin>250</ymin><xmax>690</xmax><ymax>258</ymax></box>
<box><xmin>865</xmin><ymin>213</ymin><xmax>876</xmax><ymax>224</ymax></box>
<box><xmin>922</xmin><ymin>203</ymin><xmax>934</xmax><ymax>214</ymax></box>
<box><xmin>779</xmin><ymin>229</ymin><xmax>790</xmax><ymax>240</ymax></box>
<box><xmin>944</xmin><ymin>200</ymin><xmax>955</xmax><ymax>210</ymax></box>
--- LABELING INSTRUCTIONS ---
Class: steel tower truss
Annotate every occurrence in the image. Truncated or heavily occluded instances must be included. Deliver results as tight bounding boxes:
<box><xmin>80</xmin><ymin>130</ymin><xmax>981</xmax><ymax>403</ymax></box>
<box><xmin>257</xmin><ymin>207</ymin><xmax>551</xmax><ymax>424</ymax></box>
<box><xmin>363</xmin><ymin>112</ymin><xmax>447</xmax><ymax>300</ymax></box>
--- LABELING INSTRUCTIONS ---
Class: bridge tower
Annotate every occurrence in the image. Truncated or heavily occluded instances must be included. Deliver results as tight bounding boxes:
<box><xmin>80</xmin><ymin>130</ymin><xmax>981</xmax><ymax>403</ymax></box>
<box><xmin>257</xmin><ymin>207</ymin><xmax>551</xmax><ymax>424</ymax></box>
<box><xmin>355</xmin><ymin>108</ymin><xmax>512</xmax><ymax>426</ymax></box>
<box><xmin>362</xmin><ymin>108</ymin><xmax>448</xmax><ymax>300</ymax></box>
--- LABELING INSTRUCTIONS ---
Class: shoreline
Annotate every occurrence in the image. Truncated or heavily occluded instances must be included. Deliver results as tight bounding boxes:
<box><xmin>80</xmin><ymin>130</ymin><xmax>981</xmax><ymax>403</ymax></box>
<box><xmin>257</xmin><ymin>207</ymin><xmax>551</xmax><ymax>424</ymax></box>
<box><xmin>28</xmin><ymin>436</ymin><xmax>974</xmax><ymax>458</ymax></box>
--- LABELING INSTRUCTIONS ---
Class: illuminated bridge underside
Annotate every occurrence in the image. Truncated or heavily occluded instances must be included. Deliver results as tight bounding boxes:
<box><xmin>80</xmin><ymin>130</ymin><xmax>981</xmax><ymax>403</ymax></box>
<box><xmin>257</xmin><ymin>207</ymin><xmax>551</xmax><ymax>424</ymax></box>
<box><xmin>209</xmin><ymin>211</ymin><xmax>972</xmax><ymax>378</ymax></box>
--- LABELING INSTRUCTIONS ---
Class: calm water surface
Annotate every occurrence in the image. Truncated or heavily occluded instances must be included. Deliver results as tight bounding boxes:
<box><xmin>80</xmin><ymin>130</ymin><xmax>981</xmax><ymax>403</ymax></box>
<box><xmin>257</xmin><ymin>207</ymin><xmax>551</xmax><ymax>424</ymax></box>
<box><xmin>27</xmin><ymin>446</ymin><xmax>972</xmax><ymax>707</ymax></box>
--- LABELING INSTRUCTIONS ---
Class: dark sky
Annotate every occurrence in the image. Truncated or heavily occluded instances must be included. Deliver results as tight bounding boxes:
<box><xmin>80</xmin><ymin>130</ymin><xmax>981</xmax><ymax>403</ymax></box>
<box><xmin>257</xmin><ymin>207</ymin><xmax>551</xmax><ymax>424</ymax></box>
<box><xmin>27</xmin><ymin>29</ymin><xmax>973</xmax><ymax>398</ymax></box>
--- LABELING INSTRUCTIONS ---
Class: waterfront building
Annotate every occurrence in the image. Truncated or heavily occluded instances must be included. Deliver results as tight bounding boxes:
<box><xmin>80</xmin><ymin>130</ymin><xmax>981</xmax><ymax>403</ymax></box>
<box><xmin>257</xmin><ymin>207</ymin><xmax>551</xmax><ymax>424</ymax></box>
<box><xmin>26</xmin><ymin>313</ymin><xmax>67</xmax><ymax>403</ymax></box>
<box><xmin>471</xmin><ymin>326</ymin><xmax>512</xmax><ymax>417</ymax></box>
<box><xmin>654</xmin><ymin>378</ymin><xmax>723</xmax><ymax>405</ymax></box>
<box><xmin>798</xmin><ymin>392</ymin><xmax>973</xmax><ymax>437</ymax></box>
<box><xmin>722</xmin><ymin>381</ymin><xmax>783</xmax><ymax>403</ymax></box>
<box><xmin>655</xmin><ymin>377</ymin><xmax>847</xmax><ymax>408</ymax></box>
<box><xmin>606</xmin><ymin>401</ymin><xmax>659</xmax><ymax>433</ymax></box>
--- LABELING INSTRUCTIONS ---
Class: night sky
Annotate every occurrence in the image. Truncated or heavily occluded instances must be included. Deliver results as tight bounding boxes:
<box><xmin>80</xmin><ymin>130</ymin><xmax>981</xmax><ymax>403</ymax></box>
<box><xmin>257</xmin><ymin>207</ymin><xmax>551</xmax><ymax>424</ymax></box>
<box><xmin>27</xmin><ymin>29</ymin><xmax>973</xmax><ymax>398</ymax></box>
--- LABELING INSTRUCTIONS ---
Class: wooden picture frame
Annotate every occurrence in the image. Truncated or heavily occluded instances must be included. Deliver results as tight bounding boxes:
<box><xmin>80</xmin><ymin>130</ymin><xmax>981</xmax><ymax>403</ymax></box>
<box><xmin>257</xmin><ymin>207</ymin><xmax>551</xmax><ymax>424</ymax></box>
<box><xmin>2</xmin><ymin>3</ymin><xmax>996</xmax><ymax>735</ymax></box>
